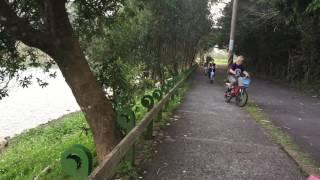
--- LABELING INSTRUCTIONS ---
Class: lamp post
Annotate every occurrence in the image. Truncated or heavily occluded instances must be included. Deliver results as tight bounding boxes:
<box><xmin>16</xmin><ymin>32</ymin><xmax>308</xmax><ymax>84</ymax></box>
<box><xmin>228</xmin><ymin>0</ymin><xmax>239</xmax><ymax>66</ymax></box>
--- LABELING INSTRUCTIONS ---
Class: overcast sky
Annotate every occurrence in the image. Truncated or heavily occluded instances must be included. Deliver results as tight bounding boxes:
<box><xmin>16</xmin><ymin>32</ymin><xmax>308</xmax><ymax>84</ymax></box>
<box><xmin>209</xmin><ymin>0</ymin><xmax>231</xmax><ymax>24</ymax></box>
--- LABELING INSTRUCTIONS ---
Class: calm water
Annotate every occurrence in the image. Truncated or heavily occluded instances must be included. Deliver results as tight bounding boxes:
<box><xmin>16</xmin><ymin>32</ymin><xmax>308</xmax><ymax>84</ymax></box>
<box><xmin>0</xmin><ymin>68</ymin><xmax>80</xmax><ymax>138</ymax></box>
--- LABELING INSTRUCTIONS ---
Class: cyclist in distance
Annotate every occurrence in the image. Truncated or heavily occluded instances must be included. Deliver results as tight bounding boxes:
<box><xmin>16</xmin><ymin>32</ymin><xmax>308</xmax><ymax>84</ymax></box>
<box><xmin>208</xmin><ymin>61</ymin><xmax>216</xmax><ymax>83</ymax></box>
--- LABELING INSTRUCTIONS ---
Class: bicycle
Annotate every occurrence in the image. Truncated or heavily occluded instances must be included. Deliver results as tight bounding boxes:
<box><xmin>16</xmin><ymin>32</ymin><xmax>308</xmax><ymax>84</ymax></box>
<box><xmin>224</xmin><ymin>77</ymin><xmax>251</xmax><ymax>107</ymax></box>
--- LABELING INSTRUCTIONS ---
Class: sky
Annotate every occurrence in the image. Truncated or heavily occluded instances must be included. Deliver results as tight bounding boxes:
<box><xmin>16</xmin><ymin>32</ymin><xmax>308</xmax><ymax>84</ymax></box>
<box><xmin>209</xmin><ymin>0</ymin><xmax>231</xmax><ymax>24</ymax></box>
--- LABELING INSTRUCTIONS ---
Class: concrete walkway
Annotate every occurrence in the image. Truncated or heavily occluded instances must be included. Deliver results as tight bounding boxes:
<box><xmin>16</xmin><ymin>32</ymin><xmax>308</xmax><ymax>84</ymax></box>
<box><xmin>142</xmin><ymin>69</ymin><xmax>304</xmax><ymax>180</ymax></box>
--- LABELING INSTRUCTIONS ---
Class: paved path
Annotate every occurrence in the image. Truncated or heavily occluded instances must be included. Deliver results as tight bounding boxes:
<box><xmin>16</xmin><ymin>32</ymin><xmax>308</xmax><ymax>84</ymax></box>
<box><xmin>250</xmin><ymin>78</ymin><xmax>320</xmax><ymax>165</ymax></box>
<box><xmin>142</xmin><ymin>69</ymin><xmax>304</xmax><ymax>180</ymax></box>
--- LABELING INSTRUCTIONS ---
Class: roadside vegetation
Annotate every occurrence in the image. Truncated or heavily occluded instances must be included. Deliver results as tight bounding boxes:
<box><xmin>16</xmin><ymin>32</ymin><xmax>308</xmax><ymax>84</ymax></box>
<box><xmin>0</xmin><ymin>0</ymin><xmax>214</xmax><ymax>162</ymax></box>
<box><xmin>0</xmin><ymin>112</ymin><xmax>91</xmax><ymax>180</ymax></box>
<box><xmin>0</xmin><ymin>74</ymin><xmax>191</xmax><ymax>179</ymax></box>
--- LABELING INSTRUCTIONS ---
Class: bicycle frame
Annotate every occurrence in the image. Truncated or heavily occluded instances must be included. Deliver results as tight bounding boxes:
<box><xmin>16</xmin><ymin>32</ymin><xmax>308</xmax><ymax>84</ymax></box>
<box><xmin>230</xmin><ymin>86</ymin><xmax>244</xmax><ymax>97</ymax></box>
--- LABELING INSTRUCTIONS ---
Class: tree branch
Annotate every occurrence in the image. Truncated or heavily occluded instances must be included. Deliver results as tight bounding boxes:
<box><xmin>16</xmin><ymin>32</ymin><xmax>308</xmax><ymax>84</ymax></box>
<box><xmin>0</xmin><ymin>0</ymin><xmax>52</xmax><ymax>51</ymax></box>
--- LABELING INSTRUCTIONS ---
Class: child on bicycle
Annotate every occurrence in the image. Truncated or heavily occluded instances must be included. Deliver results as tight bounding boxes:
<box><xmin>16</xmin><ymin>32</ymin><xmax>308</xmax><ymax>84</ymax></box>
<box><xmin>208</xmin><ymin>62</ymin><xmax>216</xmax><ymax>80</ymax></box>
<box><xmin>227</xmin><ymin>56</ymin><xmax>249</xmax><ymax>88</ymax></box>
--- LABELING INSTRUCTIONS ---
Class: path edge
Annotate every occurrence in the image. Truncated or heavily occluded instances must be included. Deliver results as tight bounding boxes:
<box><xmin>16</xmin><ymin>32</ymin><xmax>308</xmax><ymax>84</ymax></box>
<box><xmin>244</xmin><ymin>100</ymin><xmax>320</xmax><ymax>176</ymax></box>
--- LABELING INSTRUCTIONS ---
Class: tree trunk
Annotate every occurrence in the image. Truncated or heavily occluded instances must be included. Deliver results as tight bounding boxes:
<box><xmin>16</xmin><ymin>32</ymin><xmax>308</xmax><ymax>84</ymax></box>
<box><xmin>48</xmin><ymin>1</ymin><xmax>120</xmax><ymax>161</ymax></box>
<box><xmin>51</xmin><ymin>38</ymin><xmax>119</xmax><ymax>161</ymax></box>
<box><xmin>0</xmin><ymin>0</ymin><xmax>120</xmax><ymax>162</ymax></box>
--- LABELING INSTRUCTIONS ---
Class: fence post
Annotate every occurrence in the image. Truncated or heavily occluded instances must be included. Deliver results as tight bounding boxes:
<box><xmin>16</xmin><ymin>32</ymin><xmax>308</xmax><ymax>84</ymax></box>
<box><xmin>141</xmin><ymin>95</ymin><xmax>155</xmax><ymax>139</ymax></box>
<box><xmin>168</xmin><ymin>80</ymin><xmax>175</xmax><ymax>101</ymax></box>
<box><xmin>116</xmin><ymin>108</ymin><xmax>136</xmax><ymax>166</ymax></box>
<box><xmin>146</xmin><ymin>116</ymin><xmax>153</xmax><ymax>139</ymax></box>
<box><xmin>153</xmin><ymin>89</ymin><xmax>163</xmax><ymax>122</ymax></box>
<box><xmin>161</xmin><ymin>85</ymin><xmax>169</xmax><ymax>111</ymax></box>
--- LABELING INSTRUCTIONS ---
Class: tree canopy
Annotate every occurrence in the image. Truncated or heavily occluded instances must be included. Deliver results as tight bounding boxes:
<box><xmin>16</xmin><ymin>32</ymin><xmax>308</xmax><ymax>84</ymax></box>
<box><xmin>217</xmin><ymin>0</ymin><xmax>320</xmax><ymax>86</ymax></box>
<box><xmin>0</xmin><ymin>0</ymin><xmax>215</xmax><ymax>161</ymax></box>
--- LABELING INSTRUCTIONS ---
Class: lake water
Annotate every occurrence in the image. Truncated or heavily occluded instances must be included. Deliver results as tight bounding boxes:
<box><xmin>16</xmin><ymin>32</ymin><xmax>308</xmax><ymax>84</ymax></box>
<box><xmin>0</xmin><ymin>68</ymin><xmax>80</xmax><ymax>138</ymax></box>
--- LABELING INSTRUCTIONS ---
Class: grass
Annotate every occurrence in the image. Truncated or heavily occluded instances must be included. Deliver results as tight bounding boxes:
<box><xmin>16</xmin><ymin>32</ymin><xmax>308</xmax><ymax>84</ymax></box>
<box><xmin>0</xmin><ymin>71</ymin><xmax>193</xmax><ymax>180</ymax></box>
<box><xmin>0</xmin><ymin>112</ymin><xmax>95</xmax><ymax>180</ymax></box>
<box><xmin>245</xmin><ymin>101</ymin><xmax>320</xmax><ymax>176</ymax></box>
<box><xmin>214</xmin><ymin>58</ymin><xmax>228</xmax><ymax>66</ymax></box>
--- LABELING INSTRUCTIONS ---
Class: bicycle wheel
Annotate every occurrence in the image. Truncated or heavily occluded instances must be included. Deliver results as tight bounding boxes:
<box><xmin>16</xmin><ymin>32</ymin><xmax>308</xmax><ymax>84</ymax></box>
<box><xmin>236</xmin><ymin>89</ymin><xmax>248</xmax><ymax>107</ymax></box>
<box><xmin>224</xmin><ymin>90</ymin><xmax>232</xmax><ymax>103</ymax></box>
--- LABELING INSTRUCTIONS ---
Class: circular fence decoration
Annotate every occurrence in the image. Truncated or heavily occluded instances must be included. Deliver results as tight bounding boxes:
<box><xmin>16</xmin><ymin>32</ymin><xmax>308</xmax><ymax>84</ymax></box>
<box><xmin>117</xmin><ymin>108</ymin><xmax>136</xmax><ymax>134</ymax></box>
<box><xmin>141</xmin><ymin>95</ymin><xmax>154</xmax><ymax>109</ymax></box>
<box><xmin>161</xmin><ymin>85</ymin><xmax>169</xmax><ymax>94</ymax></box>
<box><xmin>167</xmin><ymin>80</ymin><xmax>174</xmax><ymax>88</ymax></box>
<box><xmin>152</xmin><ymin>89</ymin><xmax>163</xmax><ymax>101</ymax></box>
<box><xmin>61</xmin><ymin>144</ymin><xmax>93</xmax><ymax>179</ymax></box>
